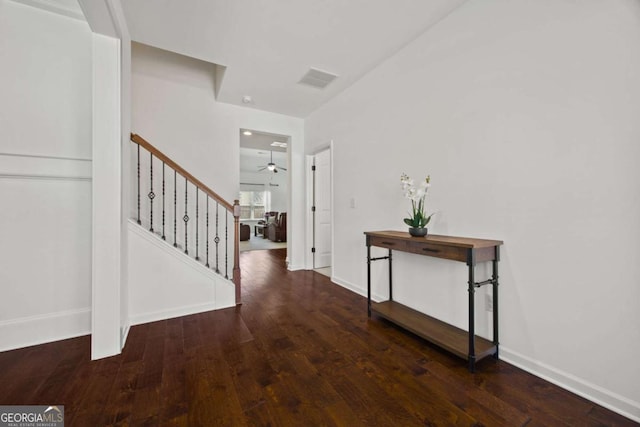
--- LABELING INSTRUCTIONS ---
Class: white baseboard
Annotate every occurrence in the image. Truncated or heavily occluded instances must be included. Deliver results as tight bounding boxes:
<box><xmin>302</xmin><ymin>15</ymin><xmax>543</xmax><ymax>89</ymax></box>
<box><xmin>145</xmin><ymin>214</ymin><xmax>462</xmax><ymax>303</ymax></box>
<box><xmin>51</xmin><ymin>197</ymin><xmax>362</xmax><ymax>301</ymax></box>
<box><xmin>287</xmin><ymin>263</ymin><xmax>305</xmax><ymax>271</ymax></box>
<box><xmin>120</xmin><ymin>323</ymin><xmax>130</xmax><ymax>349</ymax></box>
<box><xmin>129</xmin><ymin>301</ymin><xmax>218</xmax><ymax>326</ymax></box>
<box><xmin>500</xmin><ymin>348</ymin><xmax>640</xmax><ymax>423</ymax></box>
<box><xmin>330</xmin><ymin>275</ymin><xmax>386</xmax><ymax>302</ymax></box>
<box><xmin>0</xmin><ymin>308</ymin><xmax>91</xmax><ymax>352</ymax></box>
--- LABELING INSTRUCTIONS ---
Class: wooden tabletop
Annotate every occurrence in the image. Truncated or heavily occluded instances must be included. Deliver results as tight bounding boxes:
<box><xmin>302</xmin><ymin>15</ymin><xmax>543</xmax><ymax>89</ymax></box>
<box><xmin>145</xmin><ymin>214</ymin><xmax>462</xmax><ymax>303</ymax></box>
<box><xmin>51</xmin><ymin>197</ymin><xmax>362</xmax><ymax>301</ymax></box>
<box><xmin>364</xmin><ymin>230</ymin><xmax>503</xmax><ymax>249</ymax></box>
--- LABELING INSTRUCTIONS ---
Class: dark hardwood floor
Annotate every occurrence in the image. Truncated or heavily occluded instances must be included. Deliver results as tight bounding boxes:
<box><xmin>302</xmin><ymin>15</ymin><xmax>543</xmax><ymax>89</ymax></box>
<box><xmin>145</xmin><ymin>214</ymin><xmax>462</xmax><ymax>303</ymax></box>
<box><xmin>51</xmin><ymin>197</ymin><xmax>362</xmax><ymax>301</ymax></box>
<box><xmin>0</xmin><ymin>248</ymin><xmax>636</xmax><ymax>426</ymax></box>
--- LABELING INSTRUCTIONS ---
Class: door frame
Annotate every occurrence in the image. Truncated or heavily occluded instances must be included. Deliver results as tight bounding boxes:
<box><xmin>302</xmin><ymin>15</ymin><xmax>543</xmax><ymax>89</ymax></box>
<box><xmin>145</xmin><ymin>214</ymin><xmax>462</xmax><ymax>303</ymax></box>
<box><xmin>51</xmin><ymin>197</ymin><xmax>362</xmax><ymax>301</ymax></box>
<box><xmin>305</xmin><ymin>141</ymin><xmax>334</xmax><ymax>271</ymax></box>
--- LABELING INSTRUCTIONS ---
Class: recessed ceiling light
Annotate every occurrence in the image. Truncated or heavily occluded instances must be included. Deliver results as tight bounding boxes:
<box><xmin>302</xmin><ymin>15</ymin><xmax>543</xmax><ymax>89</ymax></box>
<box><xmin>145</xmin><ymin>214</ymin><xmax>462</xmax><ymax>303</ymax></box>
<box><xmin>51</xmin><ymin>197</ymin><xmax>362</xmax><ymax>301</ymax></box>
<box><xmin>243</xmin><ymin>130</ymin><xmax>252</xmax><ymax>136</ymax></box>
<box><xmin>271</xmin><ymin>141</ymin><xmax>287</xmax><ymax>148</ymax></box>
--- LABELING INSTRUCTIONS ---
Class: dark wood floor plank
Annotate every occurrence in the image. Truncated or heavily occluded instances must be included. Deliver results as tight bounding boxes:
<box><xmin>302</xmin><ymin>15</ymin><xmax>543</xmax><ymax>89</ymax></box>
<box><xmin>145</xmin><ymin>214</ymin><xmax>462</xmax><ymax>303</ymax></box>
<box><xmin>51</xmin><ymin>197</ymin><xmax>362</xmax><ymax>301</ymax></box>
<box><xmin>107</xmin><ymin>361</ymin><xmax>142</xmax><ymax>425</ymax></box>
<box><xmin>309</xmin><ymin>309</ymin><xmax>486</xmax><ymax>425</ymax></box>
<box><xmin>225</xmin><ymin>342</ymin><xmax>277</xmax><ymax>425</ymax></box>
<box><xmin>0</xmin><ymin>248</ymin><xmax>636</xmax><ymax>426</ymax></box>
<box><xmin>158</xmin><ymin>318</ymin><xmax>188</xmax><ymax>425</ymax></box>
<box><xmin>66</xmin><ymin>355</ymin><xmax>121</xmax><ymax>427</ymax></box>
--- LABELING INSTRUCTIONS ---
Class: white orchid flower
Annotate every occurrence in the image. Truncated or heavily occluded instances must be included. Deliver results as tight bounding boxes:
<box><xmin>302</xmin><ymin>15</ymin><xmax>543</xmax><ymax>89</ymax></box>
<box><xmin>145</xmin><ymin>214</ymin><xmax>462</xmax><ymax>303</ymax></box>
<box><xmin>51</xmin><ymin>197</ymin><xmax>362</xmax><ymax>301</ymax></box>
<box><xmin>400</xmin><ymin>173</ymin><xmax>433</xmax><ymax>228</ymax></box>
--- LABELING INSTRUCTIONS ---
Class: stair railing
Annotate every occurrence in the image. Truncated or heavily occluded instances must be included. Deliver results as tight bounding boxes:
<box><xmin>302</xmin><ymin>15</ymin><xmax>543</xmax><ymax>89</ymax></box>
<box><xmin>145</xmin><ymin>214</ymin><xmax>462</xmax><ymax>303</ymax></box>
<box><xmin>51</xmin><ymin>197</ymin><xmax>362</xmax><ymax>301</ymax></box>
<box><xmin>130</xmin><ymin>133</ymin><xmax>241</xmax><ymax>304</ymax></box>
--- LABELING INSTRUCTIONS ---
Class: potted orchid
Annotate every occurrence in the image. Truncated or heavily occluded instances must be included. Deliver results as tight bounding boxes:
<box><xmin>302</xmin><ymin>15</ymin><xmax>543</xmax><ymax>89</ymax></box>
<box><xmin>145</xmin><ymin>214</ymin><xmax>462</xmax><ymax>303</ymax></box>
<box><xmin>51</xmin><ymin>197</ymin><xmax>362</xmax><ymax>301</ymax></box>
<box><xmin>400</xmin><ymin>173</ymin><xmax>433</xmax><ymax>237</ymax></box>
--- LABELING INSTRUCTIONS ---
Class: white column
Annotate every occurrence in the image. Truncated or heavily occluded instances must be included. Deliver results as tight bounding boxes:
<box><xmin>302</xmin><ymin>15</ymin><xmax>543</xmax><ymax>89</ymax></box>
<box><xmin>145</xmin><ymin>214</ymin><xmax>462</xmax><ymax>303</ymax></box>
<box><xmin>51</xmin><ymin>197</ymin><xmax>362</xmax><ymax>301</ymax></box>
<box><xmin>91</xmin><ymin>33</ymin><xmax>122</xmax><ymax>359</ymax></box>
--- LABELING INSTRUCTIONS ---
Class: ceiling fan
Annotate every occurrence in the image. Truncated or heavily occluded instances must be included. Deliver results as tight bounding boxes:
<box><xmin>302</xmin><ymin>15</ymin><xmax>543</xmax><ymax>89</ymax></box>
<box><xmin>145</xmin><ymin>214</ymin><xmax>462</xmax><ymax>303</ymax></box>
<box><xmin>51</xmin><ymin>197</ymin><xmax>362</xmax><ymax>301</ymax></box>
<box><xmin>258</xmin><ymin>151</ymin><xmax>287</xmax><ymax>173</ymax></box>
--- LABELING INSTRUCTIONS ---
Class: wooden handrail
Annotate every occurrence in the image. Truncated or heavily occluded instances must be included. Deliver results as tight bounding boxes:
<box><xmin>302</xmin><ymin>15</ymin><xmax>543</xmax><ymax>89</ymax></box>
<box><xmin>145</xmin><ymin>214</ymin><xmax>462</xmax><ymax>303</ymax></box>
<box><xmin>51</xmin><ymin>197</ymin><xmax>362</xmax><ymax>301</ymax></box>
<box><xmin>131</xmin><ymin>133</ymin><xmax>234</xmax><ymax>212</ymax></box>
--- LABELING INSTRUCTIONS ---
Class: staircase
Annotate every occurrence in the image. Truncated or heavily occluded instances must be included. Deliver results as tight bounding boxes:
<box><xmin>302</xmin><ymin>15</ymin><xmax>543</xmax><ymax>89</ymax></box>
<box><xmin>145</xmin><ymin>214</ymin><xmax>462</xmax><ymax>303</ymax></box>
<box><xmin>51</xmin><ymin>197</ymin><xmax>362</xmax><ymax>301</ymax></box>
<box><xmin>130</xmin><ymin>133</ymin><xmax>241</xmax><ymax>307</ymax></box>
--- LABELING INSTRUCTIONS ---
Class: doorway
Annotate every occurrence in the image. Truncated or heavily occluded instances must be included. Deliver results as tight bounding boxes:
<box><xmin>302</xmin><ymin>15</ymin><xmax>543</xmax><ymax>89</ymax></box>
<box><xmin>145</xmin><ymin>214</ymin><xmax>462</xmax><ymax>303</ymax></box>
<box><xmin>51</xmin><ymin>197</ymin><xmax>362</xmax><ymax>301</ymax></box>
<box><xmin>311</xmin><ymin>147</ymin><xmax>332</xmax><ymax>275</ymax></box>
<box><xmin>238</xmin><ymin>129</ymin><xmax>290</xmax><ymax>254</ymax></box>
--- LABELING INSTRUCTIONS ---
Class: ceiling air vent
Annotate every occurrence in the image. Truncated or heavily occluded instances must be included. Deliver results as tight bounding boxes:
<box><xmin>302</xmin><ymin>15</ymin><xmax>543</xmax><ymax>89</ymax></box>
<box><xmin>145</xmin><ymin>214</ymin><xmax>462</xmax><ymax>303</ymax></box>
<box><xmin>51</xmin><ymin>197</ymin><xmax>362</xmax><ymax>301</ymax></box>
<box><xmin>298</xmin><ymin>68</ymin><xmax>338</xmax><ymax>89</ymax></box>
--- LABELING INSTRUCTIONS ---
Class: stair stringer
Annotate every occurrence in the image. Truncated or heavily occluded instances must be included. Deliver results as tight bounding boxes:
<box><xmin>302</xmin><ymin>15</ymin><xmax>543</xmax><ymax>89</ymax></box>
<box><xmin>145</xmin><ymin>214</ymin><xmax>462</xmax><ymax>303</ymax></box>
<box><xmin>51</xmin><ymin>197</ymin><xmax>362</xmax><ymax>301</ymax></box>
<box><xmin>127</xmin><ymin>219</ymin><xmax>235</xmax><ymax>326</ymax></box>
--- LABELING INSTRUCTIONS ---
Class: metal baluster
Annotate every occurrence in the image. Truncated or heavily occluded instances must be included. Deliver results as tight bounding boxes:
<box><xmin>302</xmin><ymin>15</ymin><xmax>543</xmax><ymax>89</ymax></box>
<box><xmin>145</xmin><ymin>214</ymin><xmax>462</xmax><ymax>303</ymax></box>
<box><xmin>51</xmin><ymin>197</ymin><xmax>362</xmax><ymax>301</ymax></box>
<box><xmin>173</xmin><ymin>170</ymin><xmax>177</xmax><ymax>248</ymax></box>
<box><xmin>215</xmin><ymin>202</ymin><xmax>220</xmax><ymax>273</ymax></box>
<box><xmin>148</xmin><ymin>153</ymin><xmax>155</xmax><ymax>232</ymax></box>
<box><xmin>225</xmin><ymin>211</ymin><xmax>229</xmax><ymax>279</ymax></box>
<box><xmin>136</xmin><ymin>144</ymin><xmax>141</xmax><ymax>225</ymax></box>
<box><xmin>206</xmin><ymin>196</ymin><xmax>210</xmax><ymax>268</ymax></box>
<box><xmin>162</xmin><ymin>162</ymin><xmax>166</xmax><ymax>240</ymax></box>
<box><xmin>184</xmin><ymin>178</ymin><xmax>189</xmax><ymax>254</ymax></box>
<box><xmin>195</xmin><ymin>188</ymin><xmax>199</xmax><ymax>260</ymax></box>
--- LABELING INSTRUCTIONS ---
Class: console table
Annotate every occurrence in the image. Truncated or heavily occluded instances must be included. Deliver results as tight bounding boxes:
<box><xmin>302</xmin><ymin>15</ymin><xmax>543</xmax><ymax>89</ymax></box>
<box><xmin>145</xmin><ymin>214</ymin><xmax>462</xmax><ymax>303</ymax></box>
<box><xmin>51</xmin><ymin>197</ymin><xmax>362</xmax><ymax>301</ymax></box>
<box><xmin>365</xmin><ymin>231</ymin><xmax>503</xmax><ymax>372</ymax></box>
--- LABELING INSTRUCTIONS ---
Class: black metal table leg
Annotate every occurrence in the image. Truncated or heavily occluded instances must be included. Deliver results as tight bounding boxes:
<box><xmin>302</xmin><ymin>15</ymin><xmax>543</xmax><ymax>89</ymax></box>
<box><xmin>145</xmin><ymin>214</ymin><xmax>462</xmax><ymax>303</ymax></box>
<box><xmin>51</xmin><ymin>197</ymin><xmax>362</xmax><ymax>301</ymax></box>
<box><xmin>367</xmin><ymin>241</ymin><xmax>372</xmax><ymax>317</ymax></box>
<box><xmin>493</xmin><ymin>246</ymin><xmax>500</xmax><ymax>359</ymax></box>
<box><xmin>467</xmin><ymin>249</ymin><xmax>476</xmax><ymax>373</ymax></box>
<box><xmin>388</xmin><ymin>248</ymin><xmax>393</xmax><ymax>301</ymax></box>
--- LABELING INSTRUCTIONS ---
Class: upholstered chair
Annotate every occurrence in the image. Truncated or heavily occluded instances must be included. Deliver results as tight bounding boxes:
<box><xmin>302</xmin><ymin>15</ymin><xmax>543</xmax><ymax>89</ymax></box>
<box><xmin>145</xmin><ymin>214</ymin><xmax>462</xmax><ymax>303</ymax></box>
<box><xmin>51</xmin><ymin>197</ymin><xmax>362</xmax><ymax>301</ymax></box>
<box><xmin>256</xmin><ymin>211</ymin><xmax>278</xmax><ymax>238</ymax></box>
<box><xmin>267</xmin><ymin>212</ymin><xmax>287</xmax><ymax>242</ymax></box>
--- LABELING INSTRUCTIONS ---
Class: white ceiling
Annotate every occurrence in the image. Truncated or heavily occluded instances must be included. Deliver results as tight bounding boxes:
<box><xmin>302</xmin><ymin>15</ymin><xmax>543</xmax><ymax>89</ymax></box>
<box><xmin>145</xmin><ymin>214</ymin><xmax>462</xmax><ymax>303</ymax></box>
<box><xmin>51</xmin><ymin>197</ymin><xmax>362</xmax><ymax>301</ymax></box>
<box><xmin>239</xmin><ymin>129</ymin><xmax>288</xmax><ymax>152</ymax></box>
<box><xmin>119</xmin><ymin>0</ymin><xmax>468</xmax><ymax>118</ymax></box>
<box><xmin>239</xmin><ymin>129</ymin><xmax>288</xmax><ymax>173</ymax></box>
<box><xmin>240</xmin><ymin>147</ymin><xmax>287</xmax><ymax>174</ymax></box>
<box><xmin>22</xmin><ymin>0</ymin><xmax>468</xmax><ymax>117</ymax></box>
<box><xmin>10</xmin><ymin>0</ymin><xmax>85</xmax><ymax>20</ymax></box>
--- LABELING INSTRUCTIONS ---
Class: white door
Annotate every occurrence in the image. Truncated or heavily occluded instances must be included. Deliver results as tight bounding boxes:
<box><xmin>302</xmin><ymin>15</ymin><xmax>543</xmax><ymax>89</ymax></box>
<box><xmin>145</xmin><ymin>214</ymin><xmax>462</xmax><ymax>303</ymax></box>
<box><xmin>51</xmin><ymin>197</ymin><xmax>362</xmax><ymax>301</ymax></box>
<box><xmin>313</xmin><ymin>149</ymin><xmax>331</xmax><ymax>269</ymax></box>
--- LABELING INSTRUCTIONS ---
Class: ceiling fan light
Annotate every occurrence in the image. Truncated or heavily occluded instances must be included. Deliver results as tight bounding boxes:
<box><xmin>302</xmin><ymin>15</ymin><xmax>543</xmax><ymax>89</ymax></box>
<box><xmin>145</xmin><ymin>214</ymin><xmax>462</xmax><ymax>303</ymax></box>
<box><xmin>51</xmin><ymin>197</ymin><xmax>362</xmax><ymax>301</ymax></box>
<box><xmin>267</xmin><ymin>164</ymin><xmax>276</xmax><ymax>171</ymax></box>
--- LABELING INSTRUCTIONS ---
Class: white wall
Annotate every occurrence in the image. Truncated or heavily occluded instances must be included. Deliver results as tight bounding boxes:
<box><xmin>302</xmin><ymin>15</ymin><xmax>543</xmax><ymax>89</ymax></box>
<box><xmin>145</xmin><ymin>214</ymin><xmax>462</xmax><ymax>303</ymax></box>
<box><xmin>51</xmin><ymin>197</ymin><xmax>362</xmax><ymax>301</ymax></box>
<box><xmin>131</xmin><ymin>43</ymin><xmax>305</xmax><ymax>269</ymax></box>
<box><xmin>91</xmin><ymin>33</ymin><xmax>122</xmax><ymax>359</ymax></box>
<box><xmin>305</xmin><ymin>0</ymin><xmax>640</xmax><ymax>421</ymax></box>
<box><xmin>118</xmin><ymin>12</ymin><xmax>132</xmax><ymax>352</ymax></box>
<box><xmin>127</xmin><ymin>220</ymin><xmax>235</xmax><ymax>325</ymax></box>
<box><xmin>0</xmin><ymin>1</ymin><xmax>93</xmax><ymax>351</ymax></box>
